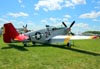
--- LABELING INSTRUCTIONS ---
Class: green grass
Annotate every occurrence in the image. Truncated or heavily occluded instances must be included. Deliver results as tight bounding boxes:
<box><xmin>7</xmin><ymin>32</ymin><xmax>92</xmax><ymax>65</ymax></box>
<box><xmin>0</xmin><ymin>36</ymin><xmax>100</xmax><ymax>69</ymax></box>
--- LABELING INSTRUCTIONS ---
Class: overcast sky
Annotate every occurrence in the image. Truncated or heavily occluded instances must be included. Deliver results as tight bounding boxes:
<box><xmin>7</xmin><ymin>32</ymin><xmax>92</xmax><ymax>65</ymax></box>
<box><xmin>0</xmin><ymin>0</ymin><xmax>100</xmax><ymax>33</ymax></box>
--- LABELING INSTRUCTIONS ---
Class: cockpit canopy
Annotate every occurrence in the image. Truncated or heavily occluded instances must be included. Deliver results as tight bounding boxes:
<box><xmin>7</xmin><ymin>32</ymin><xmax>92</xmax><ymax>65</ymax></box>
<box><xmin>46</xmin><ymin>25</ymin><xmax>66</xmax><ymax>31</ymax></box>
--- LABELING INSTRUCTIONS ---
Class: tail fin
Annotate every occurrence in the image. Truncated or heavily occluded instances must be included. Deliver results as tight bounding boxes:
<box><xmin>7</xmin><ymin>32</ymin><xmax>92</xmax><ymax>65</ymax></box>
<box><xmin>3</xmin><ymin>23</ymin><xmax>19</xmax><ymax>43</ymax></box>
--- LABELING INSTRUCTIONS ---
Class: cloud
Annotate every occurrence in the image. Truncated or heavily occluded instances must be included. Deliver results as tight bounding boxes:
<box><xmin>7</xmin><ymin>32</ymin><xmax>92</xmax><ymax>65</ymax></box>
<box><xmin>79</xmin><ymin>11</ymin><xmax>100</xmax><ymax>19</ymax></box>
<box><xmin>63</xmin><ymin>14</ymin><xmax>71</xmax><ymax>21</ymax></box>
<box><xmin>41</xmin><ymin>14</ymin><xmax>71</xmax><ymax>26</ymax></box>
<box><xmin>18</xmin><ymin>0</ymin><xmax>22</xmax><ymax>3</ymax></box>
<box><xmin>0</xmin><ymin>18</ymin><xmax>10</xmax><ymax>28</ymax></box>
<box><xmin>41</xmin><ymin>17</ymin><xmax>61</xmax><ymax>25</ymax></box>
<box><xmin>41</xmin><ymin>17</ymin><xmax>63</xmax><ymax>27</ymax></box>
<box><xmin>72</xmin><ymin>0</ymin><xmax>86</xmax><ymax>4</ymax></box>
<box><xmin>18</xmin><ymin>0</ymin><xmax>25</xmax><ymax>8</ymax></box>
<box><xmin>34</xmin><ymin>0</ymin><xmax>63</xmax><ymax>11</ymax></box>
<box><xmin>72</xmin><ymin>22</ymin><xmax>90</xmax><ymax>33</ymax></box>
<box><xmin>49</xmin><ymin>17</ymin><xmax>61</xmax><ymax>22</ymax></box>
<box><xmin>93</xmin><ymin>1</ymin><xmax>100</xmax><ymax>10</ymax></box>
<box><xmin>41</xmin><ymin>19</ymin><xmax>48</xmax><ymax>24</ymax></box>
<box><xmin>64</xmin><ymin>14</ymin><xmax>71</xmax><ymax>18</ymax></box>
<box><xmin>64</xmin><ymin>1</ymin><xmax>74</xmax><ymax>8</ymax></box>
<box><xmin>34</xmin><ymin>0</ymin><xmax>86</xmax><ymax>11</ymax></box>
<box><xmin>74</xmin><ymin>23</ymin><xmax>89</xmax><ymax>28</ymax></box>
<box><xmin>93</xmin><ymin>19</ymin><xmax>100</xmax><ymax>22</ymax></box>
<box><xmin>65</xmin><ymin>0</ymin><xmax>86</xmax><ymax>8</ymax></box>
<box><xmin>8</xmin><ymin>12</ymin><xmax>29</xmax><ymax>18</ymax></box>
<box><xmin>0</xmin><ymin>18</ymin><xmax>8</xmax><ymax>23</ymax></box>
<box><xmin>94</xmin><ymin>6</ymin><xmax>100</xmax><ymax>9</ymax></box>
<box><xmin>27</xmin><ymin>21</ymin><xmax>43</xmax><ymax>30</ymax></box>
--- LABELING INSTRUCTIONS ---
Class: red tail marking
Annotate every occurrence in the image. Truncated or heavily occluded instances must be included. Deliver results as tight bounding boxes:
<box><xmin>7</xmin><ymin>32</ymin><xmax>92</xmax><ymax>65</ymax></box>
<box><xmin>3</xmin><ymin>23</ymin><xmax>19</xmax><ymax>43</ymax></box>
<box><xmin>14</xmin><ymin>34</ymin><xmax>29</xmax><ymax>41</ymax></box>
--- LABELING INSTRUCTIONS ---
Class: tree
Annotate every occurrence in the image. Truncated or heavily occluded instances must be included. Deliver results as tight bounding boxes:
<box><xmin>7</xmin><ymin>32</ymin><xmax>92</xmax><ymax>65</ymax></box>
<box><xmin>82</xmin><ymin>31</ymin><xmax>100</xmax><ymax>35</ymax></box>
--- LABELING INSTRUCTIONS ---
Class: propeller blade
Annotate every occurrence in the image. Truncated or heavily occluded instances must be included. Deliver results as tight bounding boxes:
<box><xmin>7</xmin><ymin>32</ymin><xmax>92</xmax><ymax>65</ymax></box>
<box><xmin>69</xmin><ymin>21</ymin><xmax>75</xmax><ymax>28</ymax></box>
<box><xmin>70</xmin><ymin>32</ymin><xmax>75</xmax><ymax>35</ymax></box>
<box><xmin>62</xmin><ymin>22</ymin><xmax>67</xmax><ymax>27</ymax></box>
<box><xmin>26</xmin><ymin>24</ymin><xmax>27</xmax><ymax>28</ymax></box>
<box><xmin>23</xmin><ymin>26</ymin><xmax>24</xmax><ymax>28</ymax></box>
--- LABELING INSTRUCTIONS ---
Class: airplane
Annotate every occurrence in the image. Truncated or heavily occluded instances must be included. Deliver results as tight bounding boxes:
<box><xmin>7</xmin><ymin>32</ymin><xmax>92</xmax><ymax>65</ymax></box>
<box><xmin>22</xmin><ymin>24</ymin><xmax>31</xmax><ymax>33</ymax></box>
<box><xmin>16</xmin><ymin>24</ymin><xmax>31</xmax><ymax>34</ymax></box>
<box><xmin>3</xmin><ymin>21</ymin><xmax>98</xmax><ymax>47</ymax></box>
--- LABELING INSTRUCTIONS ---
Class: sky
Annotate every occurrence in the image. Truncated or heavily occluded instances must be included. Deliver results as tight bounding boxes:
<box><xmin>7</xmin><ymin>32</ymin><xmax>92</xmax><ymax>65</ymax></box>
<box><xmin>0</xmin><ymin>0</ymin><xmax>100</xmax><ymax>34</ymax></box>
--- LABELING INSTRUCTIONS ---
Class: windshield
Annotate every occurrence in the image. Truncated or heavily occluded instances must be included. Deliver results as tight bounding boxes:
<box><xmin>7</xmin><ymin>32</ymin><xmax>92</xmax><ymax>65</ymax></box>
<box><xmin>48</xmin><ymin>25</ymin><xmax>65</xmax><ymax>31</ymax></box>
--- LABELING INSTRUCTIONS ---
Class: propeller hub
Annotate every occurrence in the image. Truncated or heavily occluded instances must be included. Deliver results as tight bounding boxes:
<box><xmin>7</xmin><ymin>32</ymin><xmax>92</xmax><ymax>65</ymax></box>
<box><xmin>68</xmin><ymin>28</ymin><xmax>71</xmax><ymax>32</ymax></box>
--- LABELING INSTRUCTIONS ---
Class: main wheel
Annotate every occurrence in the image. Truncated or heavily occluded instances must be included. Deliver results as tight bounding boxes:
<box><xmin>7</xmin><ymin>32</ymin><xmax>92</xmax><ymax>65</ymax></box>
<box><xmin>23</xmin><ymin>43</ymin><xmax>27</xmax><ymax>47</ymax></box>
<box><xmin>32</xmin><ymin>41</ymin><xmax>35</xmax><ymax>45</ymax></box>
<box><xmin>67</xmin><ymin>43</ymin><xmax>71</xmax><ymax>48</ymax></box>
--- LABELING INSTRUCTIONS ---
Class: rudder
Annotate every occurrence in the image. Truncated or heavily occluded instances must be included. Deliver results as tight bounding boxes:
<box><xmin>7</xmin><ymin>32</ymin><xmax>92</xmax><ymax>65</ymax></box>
<box><xmin>3</xmin><ymin>23</ymin><xmax>19</xmax><ymax>43</ymax></box>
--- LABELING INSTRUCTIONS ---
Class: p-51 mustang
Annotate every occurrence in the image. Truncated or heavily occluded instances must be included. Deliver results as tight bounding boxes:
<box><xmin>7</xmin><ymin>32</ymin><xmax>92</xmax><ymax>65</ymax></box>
<box><xmin>3</xmin><ymin>21</ymin><xmax>97</xmax><ymax>47</ymax></box>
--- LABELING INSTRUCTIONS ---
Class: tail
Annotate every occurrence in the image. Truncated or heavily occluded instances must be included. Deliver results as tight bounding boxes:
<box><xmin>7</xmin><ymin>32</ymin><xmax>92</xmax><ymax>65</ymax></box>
<box><xmin>3</xmin><ymin>23</ymin><xmax>19</xmax><ymax>43</ymax></box>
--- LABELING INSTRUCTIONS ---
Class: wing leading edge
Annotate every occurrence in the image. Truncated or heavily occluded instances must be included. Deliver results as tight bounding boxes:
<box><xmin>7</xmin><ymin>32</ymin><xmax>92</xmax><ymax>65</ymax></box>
<box><xmin>49</xmin><ymin>35</ymin><xmax>98</xmax><ymax>45</ymax></box>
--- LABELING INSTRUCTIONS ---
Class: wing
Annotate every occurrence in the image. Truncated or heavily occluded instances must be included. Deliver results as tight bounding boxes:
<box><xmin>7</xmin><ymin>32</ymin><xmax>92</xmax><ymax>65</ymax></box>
<box><xmin>48</xmin><ymin>35</ymin><xmax>98</xmax><ymax>45</ymax></box>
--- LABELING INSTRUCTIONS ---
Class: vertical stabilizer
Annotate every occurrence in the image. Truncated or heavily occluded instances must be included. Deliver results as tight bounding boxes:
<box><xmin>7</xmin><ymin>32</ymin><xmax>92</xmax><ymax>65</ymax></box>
<box><xmin>3</xmin><ymin>23</ymin><xmax>19</xmax><ymax>43</ymax></box>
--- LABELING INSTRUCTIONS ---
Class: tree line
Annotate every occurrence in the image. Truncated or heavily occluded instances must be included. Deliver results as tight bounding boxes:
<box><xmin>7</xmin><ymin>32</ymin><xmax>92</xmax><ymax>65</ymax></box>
<box><xmin>82</xmin><ymin>31</ymin><xmax>100</xmax><ymax>35</ymax></box>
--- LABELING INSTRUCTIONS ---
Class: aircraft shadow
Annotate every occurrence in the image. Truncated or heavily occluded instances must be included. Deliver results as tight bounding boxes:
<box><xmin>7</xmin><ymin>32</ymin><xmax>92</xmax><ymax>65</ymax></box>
<box><xmin>1</xmin><ymin>44</ymin><xmax>28</xmax><ymax>51</ymax></box>
<box><xmin>1</xmin><ymin>44</ymin><xmax>100</xmax><ymax>56</ymax></box>
<box><xmin>28</xmin><ymin>44</ymin><xmax>100</xmax><ymax>56</ymax></box>
<box><xmin>30</xmin><ymin>44</ymin><xmax>100</xmax><ymax>56</ymax></box>
<box><xmin>52</xmin><ymin>45</ymin><xmax>100</xmax><ymax>56</ymax></box>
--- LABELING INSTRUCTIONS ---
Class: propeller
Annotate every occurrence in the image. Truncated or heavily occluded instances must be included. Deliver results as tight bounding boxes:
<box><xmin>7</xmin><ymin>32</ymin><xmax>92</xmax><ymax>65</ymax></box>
<box><xmin>25</xmin><ymin>24</ymin><xmax>27</xmax><ymax>28</ymax></box>
<box><xmin>62</xmin><ymin>22</ymin><xmax>67</xmax><ymax>27</ymax></box>
<box><xmin>23</xmin><ymin>24</ymin><xmax>27</xmax><ymax>28</ymax></box>
<box><xmin>68</xmin><ymin>21</ymin><xmax>75</xmax><ymax>35</ymax></box>
<box><xmin>62</xmin><ymin>21</ymin><xmax>75</xmax><ymax>35</ymax></box>
<box><xmin>23</xmin><ymin>24</ymin><xmax>29</xmax><ymax>33</ymax></box>
<box><xmin>69</xmin><ymin>21</ymin><xmax>75</xmax><ymax>28</ymax></box>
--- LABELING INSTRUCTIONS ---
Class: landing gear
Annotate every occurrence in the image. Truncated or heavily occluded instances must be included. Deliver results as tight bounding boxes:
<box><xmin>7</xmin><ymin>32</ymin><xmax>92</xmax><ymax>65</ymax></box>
<box><xmin>23</xmin><ymin>42</ymin><xmax>27</xmax><ymax>47</ymax></box>
<box><xmin>32</xmin><ymin>41</ymin><xmax>36</xmax><ymax>45</ymax></box>
<box><xmin>67</xmin><ymin>42</ymin><xmax>71</xmax><ymax>48</ymax></box>
<box><xmin>23</xmin><ymin>41</ymin><xmax>36</xmax><ymax>46</ymax></box>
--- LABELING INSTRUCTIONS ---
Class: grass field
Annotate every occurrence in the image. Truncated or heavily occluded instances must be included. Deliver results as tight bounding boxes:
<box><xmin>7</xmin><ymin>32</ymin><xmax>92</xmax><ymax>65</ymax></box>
<box><xmin>0</xmin><ymin>36</ymin><xmax>100</xmax><ymax>69</ymax></box>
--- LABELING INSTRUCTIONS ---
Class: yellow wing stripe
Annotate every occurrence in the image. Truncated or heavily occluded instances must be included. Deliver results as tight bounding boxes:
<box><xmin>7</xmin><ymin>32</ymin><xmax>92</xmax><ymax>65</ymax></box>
<box><xmin>90</xmin><ymin>36</ymin><xmax>93</xmax><ymax>39</ymax></box>
<box><xmin>64</xmin><ymin>36</ymin><xmax>72</xmax><ymax>44</ymax></box>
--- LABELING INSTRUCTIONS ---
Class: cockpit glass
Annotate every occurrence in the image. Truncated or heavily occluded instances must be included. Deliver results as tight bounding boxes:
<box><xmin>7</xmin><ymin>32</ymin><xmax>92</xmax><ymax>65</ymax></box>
<box><xmin>48</xmin><ymin>25</ymin><xmax>65</xmax><ymax>31</ymax></box>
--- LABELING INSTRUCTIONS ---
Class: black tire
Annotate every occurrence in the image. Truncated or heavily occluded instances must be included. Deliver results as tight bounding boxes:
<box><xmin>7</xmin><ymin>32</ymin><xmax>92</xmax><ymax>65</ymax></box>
<box><xmin>23</xmin><ymin>43</ymin><xmax>27</xmax><ymax>47</ymax></box>
<box><xmin>32</xmin><ymin>41</ymin><xmax>35</xmax><ymax>45</ymax></box>
<box><xmin>67</xmin><ymin>43</ymin><xmax>71</xmax><ymax>48</ymax></box>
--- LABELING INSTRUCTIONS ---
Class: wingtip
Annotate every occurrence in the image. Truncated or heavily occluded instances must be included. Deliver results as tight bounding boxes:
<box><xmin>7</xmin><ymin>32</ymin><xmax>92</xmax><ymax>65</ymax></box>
<box><xmin>91</xmin><ymin>36</ymin><xmax>98</xmax><ymax>39</ymax></box>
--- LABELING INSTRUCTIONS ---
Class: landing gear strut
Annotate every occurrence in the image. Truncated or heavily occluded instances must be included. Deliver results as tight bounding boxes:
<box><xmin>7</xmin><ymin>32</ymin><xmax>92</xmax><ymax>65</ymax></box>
<box><xmin>67</xmin><ymin>42</ymin><xmax>71</xmax><ymax>48</ymax></box>
<box><xmin>23</xmin><ymin>42</ymin><xmax>27</xmax><ymax>47</ymax></box>
<box><xmin>32</xmin><ymin>41</ymin><xmax>36</xmax><ymax>45</ymax></box>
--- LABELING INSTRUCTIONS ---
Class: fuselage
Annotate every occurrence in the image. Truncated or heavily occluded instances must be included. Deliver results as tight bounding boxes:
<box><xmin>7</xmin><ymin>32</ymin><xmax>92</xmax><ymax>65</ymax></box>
<box><xmin>25</xmin><ymin>26</ymin><xmax>68</xmax><ymax>44</ymax></box>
